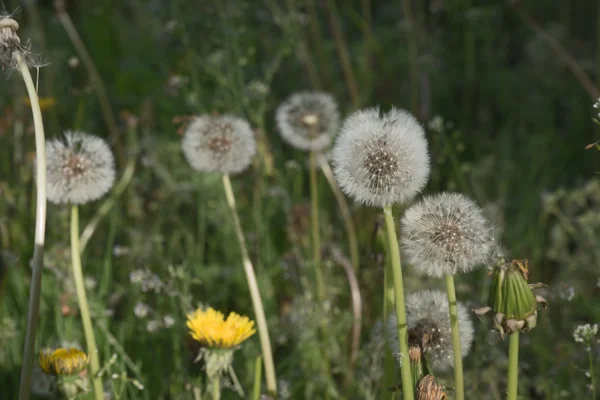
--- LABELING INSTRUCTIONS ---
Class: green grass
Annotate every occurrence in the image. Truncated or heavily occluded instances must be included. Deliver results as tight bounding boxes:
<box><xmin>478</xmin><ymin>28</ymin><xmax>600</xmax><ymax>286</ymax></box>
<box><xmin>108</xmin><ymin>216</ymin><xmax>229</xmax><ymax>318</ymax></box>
<box><xmin>1</xmin><ymin>0</ymin><xmax>600</xmax><ymax>398</ymax></box>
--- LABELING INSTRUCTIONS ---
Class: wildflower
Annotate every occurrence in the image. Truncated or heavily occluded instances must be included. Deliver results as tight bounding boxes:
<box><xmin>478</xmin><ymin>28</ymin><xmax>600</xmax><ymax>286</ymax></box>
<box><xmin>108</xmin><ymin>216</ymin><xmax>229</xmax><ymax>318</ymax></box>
<box><xmin>186</xmin><ymin>307</ymin><xmax>255</xmax><ymax>349</ymax></box>
<box><xmin>401</xmin><ymin>192</ymin><xmax>494</xmax><ymax>278</ymax></box>
<box><xmin>476</xmin><ymin>259</ymin><xmax>547</xmax><ymax>338</ymax></box>
<box><xmin>275</xmin><ymin>91</ymin><xmax>340</xmax><ymax>152</ymax></box>
<box><xmin>39</xmin><ymin>347</ymin><xmax>89</xmax><ymax>376</ymax></box>
<box><xmin>133</xmin><ymin>303</ymin><xmax>150</xmax><ymax>318</ymax></box>
<box><xmin>388</xmin><ymin>290</ymin><xmax>474</xmax><ymax>371</ymax></box>
<box><xmin>45</xmin><ymin>131</ymin><xmax>116</xmax><ymax>205</ymax></box>
<box><xmin>181</xmin><ymin>114</ymin><xmax>256</xmax><ymax>175</ymax></box>
<box><xmin>0</xmin><ymin>15</ymin><xmax>21</xmax><ymax>68</ymax></box>
<box><xmin>332</xmin><ymin>107</ymin><xmax>430</xmax><ymax>208</ymax></box>
<box><xmin>574</xmin><ymin>324</ymin><xmax>598</xmax><ymax>348</ymax></box>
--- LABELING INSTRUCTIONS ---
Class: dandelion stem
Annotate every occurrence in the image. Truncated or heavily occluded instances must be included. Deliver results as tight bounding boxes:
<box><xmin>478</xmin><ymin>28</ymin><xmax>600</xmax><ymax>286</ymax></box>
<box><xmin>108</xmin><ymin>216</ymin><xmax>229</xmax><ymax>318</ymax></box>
<box><xmin>383</xmin><ymin>206</ymin><xmax>413</xmax><ymax>400</ymax></box>
<box><xmin>211</xmin><ymin>376</ymin><xmax>220</xmax><ymax>400</ymax></box>
<box><xmin>507</xmin><ymin>331</ymin><xmax>520</xmax><ymax>400</ymax></box>
<box><xmin>445</xmin><ymin>274</ymin><xmax>465</xmax><ymax>400</ymax></box>
<box><xmin>318</xmin><ymin>154</ymin><xmax>359</xmax><ymax>271</ymax></box>
<box><xmin>309</xmin><ymin>151</ymin><xmax>325</xmax><ymax>301</ymax></box>
<box><xmin>70</xmin><ymin>205</ymin><xmax>104</xmax><ymax>400</ymax></box>
<box><xmin>221</xmin><ymin>174</ymin><xmax>277</xmax><ymax>396</ymax></box>
<box><xmin>16</xmin><ymin>53</ymin><xmax>48</xmax><ymax>400</ymax></box>
<box><xmin>252</xmin><ymin>356</ymin><xmax>262</xmax><ymax>400</ymax></box>
<box><xmin>590</xmin><ymin>348</ymin><xmax>597</xmax><ymax>400</ymax></box>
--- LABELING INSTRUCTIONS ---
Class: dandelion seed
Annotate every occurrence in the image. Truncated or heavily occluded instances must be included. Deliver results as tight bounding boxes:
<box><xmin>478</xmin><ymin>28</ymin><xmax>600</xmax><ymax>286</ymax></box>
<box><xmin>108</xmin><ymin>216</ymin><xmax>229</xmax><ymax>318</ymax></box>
<box><xmin>402</xmin><ymin>192</ymin><xmax>494</xmax><ymax>277</ymax></box>
<box><xmin>182</xmin><ymin>114</ymin><xmax>256</xmax><ymax>175</ymax></box>
<box><xmin>186</xmin><ymin>307</ymin><xmax>255</xmax><ymax>349</ymax></box>
<box><xmin>39</xmin><ymin>347</ymin><xmax>89</xmax><ymax>376</ymax></box>
<box><xmin>332</xmin><ymin>107</ymin><xmax>430</xmax><ymax>208</ymax></box>
<box><xmin>388</xmin><ymin>290</ymin><xmax>474</xmax><ymax>371</ymax></box>
<box><xmin>45</xmin><ymin>131</ymin><xmax>115</xmax><ymax>205</ymax></box>
<box><xmin>275</xmin><ymin>91</ymin><xmax>340</xmax><ymax>152</ymax></box>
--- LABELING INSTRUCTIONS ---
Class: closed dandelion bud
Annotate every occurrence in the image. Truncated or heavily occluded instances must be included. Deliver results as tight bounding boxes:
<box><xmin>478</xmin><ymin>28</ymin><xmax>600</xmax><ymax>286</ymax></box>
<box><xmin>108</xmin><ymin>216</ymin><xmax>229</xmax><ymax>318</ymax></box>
<box><xmin>483</xmin><ymin>259</ymin><xmax>545</xmax><ymax>337</ymax></box>
<box><xmin>402</xmin><ymin>192</ymin><xmax>494</xmax><ymax>278</ymax></box>
<box><xmin>415</xmin><ymin>375</ymin><xmax>447</xmax><ymax>400</ymax></box>
<box><xmin>182</xmin><ymin>114</ymin><xmax>256</xmax><ymax>175</ymax></box>
<box><xmin>45</xmin><ymin>131</ymin><xmax>116</xmax><ymax>205</ymax></box>
<box><xmin>275</xmin><ymin>91</ymin><xmax>340</xmax><ymax>152</ymax></box>
<box><xmin>332</xmin><ymin>107</ymin><xmax>430</xmax><ymax>208</ymax></box>
<box><xmin>388</xmin><ymin>290</ymin><xmax>474</xmax><ymax>372</ymax></box>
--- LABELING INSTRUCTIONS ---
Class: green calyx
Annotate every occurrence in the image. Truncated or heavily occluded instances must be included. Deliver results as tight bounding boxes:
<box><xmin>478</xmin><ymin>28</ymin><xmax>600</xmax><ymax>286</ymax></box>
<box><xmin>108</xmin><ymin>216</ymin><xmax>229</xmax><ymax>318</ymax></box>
<box><xmin>485</xmin><ymin>259</ymin><xmax>544</xmax><ymax>337</ymax></box>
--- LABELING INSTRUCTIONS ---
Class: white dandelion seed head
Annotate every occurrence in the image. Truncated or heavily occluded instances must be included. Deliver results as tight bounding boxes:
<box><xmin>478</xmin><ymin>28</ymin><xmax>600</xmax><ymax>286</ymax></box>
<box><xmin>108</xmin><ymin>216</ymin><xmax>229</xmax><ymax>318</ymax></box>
<box><xmin>387</xmin><ymin>290</ymin><xmax>474</xmax><ymax>371</ymax></box>
<box><xmin>182</xmin><ymin>114</ymin><xmax>256</xmax><ymax>175</ymax></box>
<box><xmin>332</xmin><ymin>107</ymin><xmax>430</xmax><ymax>208</ymax></box>
<box><xmin>45</xmin><ymin>131</ymin><xmax>116</xmax><ymax>205</ymax></box>
<box><xmin>275</xmin><ymin>91</ymin><xmax>340</xmax><ymax>152</ymax></box>
<box><xmin>402</xmin><ymin>192</ymin><xmax>494</xmax><ymax>277</ymax></box>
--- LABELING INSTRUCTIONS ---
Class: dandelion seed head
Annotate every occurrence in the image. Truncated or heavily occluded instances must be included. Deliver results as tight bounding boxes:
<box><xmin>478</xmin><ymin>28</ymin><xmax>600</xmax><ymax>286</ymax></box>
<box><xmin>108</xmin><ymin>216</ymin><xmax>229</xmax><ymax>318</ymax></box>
<box><xmin>332</xmin><ymin>107</ymin><xmax>430</xmax><ymax>208</ymax></box>
<box><xmin>388</xmin><ymin>290</ymin><xmax>474</xmax><ymax>371</ymax></box>
<box><xmin>45</xmin><ymin>131</ymin><xmax>115</xmax><ymax>205</ymax></box>
<box><xmin>402</xmin><ymin>192</ymin><xmax>494</xmax><ymax>277</ymax></box>
<box><xmin>276</xmin><ymin>91</ymin><xmax>340</xmax><ymax>152</ymax></box>
<box><xmin>182</xmin><ymin>114</ymin><xmax>256</xmax><ymax>174</ymax></box>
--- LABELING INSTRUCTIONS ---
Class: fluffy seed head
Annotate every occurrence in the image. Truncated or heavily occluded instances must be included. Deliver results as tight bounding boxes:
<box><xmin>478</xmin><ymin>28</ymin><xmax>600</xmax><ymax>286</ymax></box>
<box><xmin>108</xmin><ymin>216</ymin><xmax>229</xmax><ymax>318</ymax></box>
<box><xmin>402</xmin><ymin>192</ymin><xmax>494</xmax><ymax>277</ymax></box>
<box><xmin>388</xmin><ymin>290</ymin><xmax>474</xmax><ymax>371</ymax></box>
<box><xmin>332</xmin><ymin>107</ymin><xmax>430</xmax><ymax>208</ymax></box>
<box><xmin>182</xmin><ymin>114</ymin><xmax>256</xmax><ymax>174</ymax></box>
<box><xmin>275</xmin><ymin>91</ymin><xmax>340</xmax><ymax>152</ymax></box>
<box><xmin>46</xmin><ymin>131</ymin><xmax>116</xmax><ymax>205</ymax></box>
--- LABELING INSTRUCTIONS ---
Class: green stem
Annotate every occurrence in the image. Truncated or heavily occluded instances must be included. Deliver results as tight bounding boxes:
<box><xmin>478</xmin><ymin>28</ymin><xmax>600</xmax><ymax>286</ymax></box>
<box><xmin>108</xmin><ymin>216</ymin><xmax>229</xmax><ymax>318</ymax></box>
<box><xmin>221</xmin><ymin>175</ymin><xmax>277</xmax><ymax>396</ymax></box>
<box><xmin>211</xmin><ymin>376</ymin><xmax>220</xmax><ymax>400</ymax></box>
<box><xmin>445</xmin><ymin>274</ymin><xmax>464</xmax><ymax>400</ymax></box>
<box><xmin>383</xmin><ymin>206</ymin><xmax>413</xmax><ymax>400</ymax></box>
<box><xmin>317</xmin><ymin>154</ymin><xmax>359</xmax><ymax>270</ymax></box>
<box><xmin>507</xmin><ymin>331</ymin><xmax>520</xmax><ymax>400</ymax></box>
<box><xmin>253</xmin><ymin>356</ymin><xmax>263</xmax><ymax>400</ymax></box>
<box><xmin>71</xmin><ymin>206</ymin><xmax>104</xmax><ymax>400</ymax></box>
<box><xmin>589</xmin><ymin>348</ymin><xmax>597</xmax><ymax>400</ymax></box>
<box><xmin>383</xmin><ymin>225</ymin><xmax>396</xmax><ymax>399</ymax></box>
<box><xmin>309</xmin><ymin>151</ymin><xmax>325</xmax><ymax>301</ymax></box>
<box><xmin>16</xmin><ymin>52</ymin><xmax>48</xmax><ymax>400</ymax></box>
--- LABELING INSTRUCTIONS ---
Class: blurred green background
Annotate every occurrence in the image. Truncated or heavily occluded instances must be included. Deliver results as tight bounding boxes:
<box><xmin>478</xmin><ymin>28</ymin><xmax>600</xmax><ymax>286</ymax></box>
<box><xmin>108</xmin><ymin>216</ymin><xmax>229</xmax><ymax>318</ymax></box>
<box><xmin>1</xmin><ymin>0</ymin><xmax>600</xmax><ymax>398</ymax></box>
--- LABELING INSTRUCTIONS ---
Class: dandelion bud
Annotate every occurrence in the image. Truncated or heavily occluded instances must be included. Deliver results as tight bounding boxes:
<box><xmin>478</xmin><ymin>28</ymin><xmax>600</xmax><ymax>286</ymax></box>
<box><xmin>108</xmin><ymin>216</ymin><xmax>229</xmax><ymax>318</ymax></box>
<box><xmin>45</xmin><ymin>131</ymin><xmax>116</xmax><ymax>205</ymax></box>
<box><xmin>39</xmin><ymin>347</ymin><xmax>89</xmax><ymax>376</ymax></box>
<box><xmin>415</xmin><ymin>375</ymin><xmax>447</xmax><ymax>400</ymax></box>
<box><xmin>402</xmin><ymin>192</ymin><xmax>494</xmax><ymax>278</ymax></box>
<box><xmin>182</xmin><ymin>114</ymin><xmax>256</xmax><ymax>175</ymax></box>
<box><xmin>332</xmin><ymin>107</ymin><xmax>430</xmax><ymax>208</ymax></box>
<box><xmin>388</xmin><ymin>290</ymin><xmax>474</xmax><ymax>371</ymax></box>
<box><xmin>483</xmin><ymin>259</ymin><xmax>545</xmax><ymax>337</ymax></box>
<box><xmin>0</xmin><ymin>16</ymin><xmax>21</xmax><ymax>68</ymax></box>
<box><xmin>275</xmin><ymin>91</ymin><xmax>340</xmax><ymax>152</ymax></box>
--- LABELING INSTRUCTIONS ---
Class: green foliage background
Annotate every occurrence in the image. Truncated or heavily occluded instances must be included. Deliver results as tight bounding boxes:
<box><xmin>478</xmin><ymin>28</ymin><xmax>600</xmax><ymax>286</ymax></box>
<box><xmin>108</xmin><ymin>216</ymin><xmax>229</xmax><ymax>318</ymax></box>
<box><xmin>1</xmin><ymin>0</ymin><xmax>600</xmax><ymax>398</ymax></box>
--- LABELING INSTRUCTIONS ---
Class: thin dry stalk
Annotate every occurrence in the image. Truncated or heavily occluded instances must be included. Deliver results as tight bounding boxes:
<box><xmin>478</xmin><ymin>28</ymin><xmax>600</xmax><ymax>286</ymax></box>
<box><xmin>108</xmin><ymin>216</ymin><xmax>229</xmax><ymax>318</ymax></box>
<box><xmin>325</xmin><ymin>0</ymin><xmax>361</xmax><ymax>108</ymax></box>
<box><xmin>512</xmin><ymin>2</ymin><xmax>600</xmax><ymax>99</ymax></box>
<box><xmin>54</xmin><ymin>0</ymin><xmax>125</xmax><ymax>165</ymax></box>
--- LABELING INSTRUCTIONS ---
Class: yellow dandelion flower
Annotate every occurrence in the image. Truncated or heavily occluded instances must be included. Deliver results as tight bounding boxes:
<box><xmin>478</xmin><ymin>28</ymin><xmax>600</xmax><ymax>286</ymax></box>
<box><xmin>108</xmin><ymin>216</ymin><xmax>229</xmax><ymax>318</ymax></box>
<box><xmin>22</xmin><ymin>96</ymin><xmax>56</xmax><ymax>111</ymax></box>
<box><xmin>186</xmin><ymin>307</ymin><xmax>255</xmax><ymax>349</ymax></box>
<box><xmin>39</xmin><ymin>347</ymin><xmax>89</xmax><ymax>376</ymax></box>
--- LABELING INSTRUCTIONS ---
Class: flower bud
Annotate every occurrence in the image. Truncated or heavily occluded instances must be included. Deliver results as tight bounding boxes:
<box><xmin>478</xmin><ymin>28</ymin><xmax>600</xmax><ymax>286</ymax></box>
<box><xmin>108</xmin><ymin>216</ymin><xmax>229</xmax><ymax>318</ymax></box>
<box><xmin>415</xmin><ymin>375</ymin><xmax>447</xmax><ymax>400</ymax></box>
<box><xmin>480</xmin><ymin>259</ymin><xmax>546</xmax><ymax>337</ymax></box>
